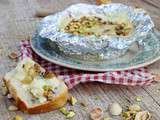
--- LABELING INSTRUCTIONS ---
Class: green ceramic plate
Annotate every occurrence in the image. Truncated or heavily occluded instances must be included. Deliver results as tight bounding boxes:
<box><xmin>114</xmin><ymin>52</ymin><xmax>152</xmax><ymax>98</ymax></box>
<box><xmin>31</xmin><ymin>31</ymin><xmax>160</xmax><ymax>72</ymax></box>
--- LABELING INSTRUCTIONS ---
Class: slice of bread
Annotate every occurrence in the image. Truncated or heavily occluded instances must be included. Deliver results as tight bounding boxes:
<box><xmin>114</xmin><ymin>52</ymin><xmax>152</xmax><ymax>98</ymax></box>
<box><xmin>4</xmin><ymin>58</ymin><xmax>68</xmax><ymax>114</ymax></box>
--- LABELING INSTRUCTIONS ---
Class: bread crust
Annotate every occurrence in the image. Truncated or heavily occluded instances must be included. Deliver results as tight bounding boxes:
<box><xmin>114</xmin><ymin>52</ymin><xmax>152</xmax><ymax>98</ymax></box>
<box><xmin>5</xmin><ymin>78</ymin><xmax>68</xmax><ymax>114</ymax></box>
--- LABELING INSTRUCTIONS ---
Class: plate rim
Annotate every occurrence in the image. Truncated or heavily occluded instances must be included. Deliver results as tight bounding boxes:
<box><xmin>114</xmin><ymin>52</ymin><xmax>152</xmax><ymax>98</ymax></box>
<box><xmin>30</xmin><ymin>32</ymin><xmax>160</xmax><ymax>72</ymax></box>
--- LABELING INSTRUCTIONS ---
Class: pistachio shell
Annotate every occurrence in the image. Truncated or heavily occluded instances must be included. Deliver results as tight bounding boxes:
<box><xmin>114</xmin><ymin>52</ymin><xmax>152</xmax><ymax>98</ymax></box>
<box><xmin>35</xmin><ymin>9</ymin><xmax>53</xmax><ymax>17</ymax></box>
<box><xmin>109</xmin><ymin>102</ymin><xmax>122</xmax><ymax>116</ymax></box>
<box><xmin>90</xmin><ymin>107</ymin><xmax>103</xmax><ymax>120</ymax></box>
<box><xmin>135</xmin><ymin>111</ymin><xmax>151</xmax><ymax>120</ymax></box>
<box><xmin>8</xmin><ymin>105</ymin><xmax>18</xmax><ymax>111</ymax></box>
<box><xmin>7</xmin><ymin>94</ymin><xmax>13</xmax><ymax>99</ymax></box>
<box><xmin>136</xmin><ymin>96</ymin><xmax>142</xmax><ymax>102</ymax></box>
<box><xmin>129</xmin><ymin>104</ymin><xmax>141</xmax><ymax>112</ymax></box>
<box><xmin>8</xmin><ymin>52</ymin><xmax>18</xmax><ymax>60</ymax></box>
<box><xmin>80</xmin><ymin>99</ymin><xmax>88</xmax><ymax>107</ymax></box>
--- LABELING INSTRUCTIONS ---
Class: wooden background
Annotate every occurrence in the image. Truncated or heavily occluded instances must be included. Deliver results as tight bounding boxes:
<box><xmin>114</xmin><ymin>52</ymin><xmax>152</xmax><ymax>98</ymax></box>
<box><xmin>0</xmin><ymin>0</ymin><xmax>160</xmax><ymax>120</ymax></box>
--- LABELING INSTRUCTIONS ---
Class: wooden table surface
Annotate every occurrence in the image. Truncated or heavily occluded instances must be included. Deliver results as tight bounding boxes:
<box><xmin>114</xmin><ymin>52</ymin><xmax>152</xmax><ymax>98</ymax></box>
<box><xmin>0</xmin><ymin>0</ymin><xmax>160</xmax><ymax>120</ymax></box>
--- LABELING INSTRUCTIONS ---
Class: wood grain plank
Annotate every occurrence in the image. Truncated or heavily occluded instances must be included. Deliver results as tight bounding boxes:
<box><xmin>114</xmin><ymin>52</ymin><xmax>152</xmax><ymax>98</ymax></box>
<box><xmin>0</xmin><ymin>0</ymin><xmax>160</xmax><ymax>120</ymax></box>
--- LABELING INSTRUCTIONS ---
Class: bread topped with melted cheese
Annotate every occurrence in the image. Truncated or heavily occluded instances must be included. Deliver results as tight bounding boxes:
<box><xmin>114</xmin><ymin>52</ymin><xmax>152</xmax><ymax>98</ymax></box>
<box><xmin>4</xmin><ymin>58</ymin><xmax>68</xmax><ymax>114</ymax></box>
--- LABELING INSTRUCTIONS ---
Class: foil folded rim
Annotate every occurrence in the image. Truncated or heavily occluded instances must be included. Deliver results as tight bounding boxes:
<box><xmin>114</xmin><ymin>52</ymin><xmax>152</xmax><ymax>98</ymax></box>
<box><xmin>38</xmin><ymin>3</ymin><xmax>154</xmax><ymax>60</ymax></box>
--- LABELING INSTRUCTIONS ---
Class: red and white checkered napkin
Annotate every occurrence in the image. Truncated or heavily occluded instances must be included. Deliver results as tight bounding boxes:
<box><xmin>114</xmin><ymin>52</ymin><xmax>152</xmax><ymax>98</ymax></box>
<box><xmin>20</xmin><ymin>40</ymin><xmax>155</xmax><ymax>89</ymax></box>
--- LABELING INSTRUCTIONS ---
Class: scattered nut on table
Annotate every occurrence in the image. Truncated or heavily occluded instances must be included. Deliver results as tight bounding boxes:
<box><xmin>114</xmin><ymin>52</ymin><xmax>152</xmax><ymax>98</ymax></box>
<box><xmin>8</xmin><ymin>105</ymin><xmax>18</xmax><ymax>111</ymax></box>
<box><xmin>96</xmin><ymin>0</ymin><xmax>112</xmax><ymax>5</ymax></box>
<box><xmin>109</xmin><ymin>102</ymin><xmax>122</xmax><ymax>116</ymax></box>
<box><xmin>90</xmin><ymin>107</ymin><xmax>104</xmax><ymax>120</ymax></box>
<box><xmin>0</xmin><ymin>47</ymin><xmax>3</xmax><ymax>55</ymax></box>
<box><xmin>69</xmin><ymin>95</ymin><xmax>77</xmax><ymax>106</ymax></box>
<box><xmin>14</xmin><ymin>115</ymin><xmax>23</xmax><ymax>120</ymax></box>
<box><xmin>80</xmin><ymin>99</ymin><xmax>88</xmax><ymax>107</ymax></box>
<box><xmin>136</xmin><ymin>96</ymin><xmax>142</xmax><ymax>102</ymax></box>
<box><xmin>60</xmin><ymin>107</ymin><xmax>68</xmax><ymax>115</ymax></box>
<box><xmin>2</xmin><ymin>86</ymin><xmax>8</xmax><ymax>96</ymax></box>
<box><xmin>122</xmin><ymin>104</ymin><xmax>151</xmax><ymax>120</ymax></box>
<box><xmin>35</xmin><ymin>9</ymin><xmax>53</xmax><ymax>17</ymax></box>
<box><xmin>59</xmin><ymin>107</ymin><xmax>75</xmax><ymax>119</ymax></box>
<box><xmin>7</xmin><ymin>94</ymin><xmax>13</xmax><ymax>99</ymax></box>
<box><xmin>129</xmin><ymin>104</ymin><xmax>141</xmax><ymax>112</ymax></box>
<box><xmin>135</xmin><ymin>111</ymin><xmax>151</xmax><ymax>120</ymax></box>
<box><xmin>66</xmin><ymin>111</ymin><xmax>75</xmax><ymax>119</ymax></box>
<box><xmin>8</xmin><ymin>52</ymin><xmax>18</xmax><ymax>60</ymax></box>
<box><xmin>103</xmin><ymin>117</ymin><xmax>110</xmax><ymax>120</ymax></box>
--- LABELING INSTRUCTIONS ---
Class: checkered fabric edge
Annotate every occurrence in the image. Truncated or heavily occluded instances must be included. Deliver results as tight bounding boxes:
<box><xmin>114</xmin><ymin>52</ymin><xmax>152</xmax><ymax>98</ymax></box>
<box><xmin>20</xmin><ymin>40</ymin><xmax>155</xmax><ymax>89</ymax></box>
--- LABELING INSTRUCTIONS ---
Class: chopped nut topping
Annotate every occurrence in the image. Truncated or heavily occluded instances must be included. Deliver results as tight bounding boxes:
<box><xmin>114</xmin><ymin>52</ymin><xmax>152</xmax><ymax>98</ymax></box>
<box><xmin>21</xmin><ymin>76</ymin><xmax>33</xmax><ymax>84</ymax></box>
<box><xmin>44</xmin><ymin>71</ymin><xmax>55</xmax><ymax>79</ymax></box>
<box><xmin>43</xmin><ymin>85</ymin><xmax>53</xmax><ymax>91</ymax></box>
<box><xmin>33</xmin><ymin>63</ymin><xmax>41</xmax><ymax>75</ymax></box>
<box><xmin>64</xmin><ymin>16</ymin><xmax>133</xmax><ymax>37</ymax></box>
<box><xmin>43</xmin><ymin>85</ymin><xmax>55</xmax><ymax>100</ymax></box>
<box><xmin>21</xmin><ymin>63</ymin><xmax>42</xmax><ymax>84</ymax></box>
<box><xmin>27</xmin><ymin>63</ymin><xmax>41</xmax><ymax>77</ymax></box>
<box><xmin>23</xmin><ymin>62</ymin><xmax>31</xmax><ymax>72</ymax></box>
<box><xmin>29</xmin><ymin>88</ymin><xmax>41</xmax><ymax>99</ymax></box>
<box><xmin>47</xmin><ymin>91</ymin><xmax>55</xmax><ymax>100</ymax></box>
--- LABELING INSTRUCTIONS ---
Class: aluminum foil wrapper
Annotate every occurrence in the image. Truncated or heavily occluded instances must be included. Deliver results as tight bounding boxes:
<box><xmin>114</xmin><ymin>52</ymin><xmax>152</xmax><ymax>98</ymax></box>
<box><xmin>38</xmin><ymin>3</ymin><xmax>154</xmax><ymax>60</ymax></box>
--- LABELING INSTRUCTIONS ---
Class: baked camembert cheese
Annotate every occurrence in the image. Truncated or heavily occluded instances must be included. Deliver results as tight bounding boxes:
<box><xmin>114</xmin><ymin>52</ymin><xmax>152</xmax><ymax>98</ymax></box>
<box><xmin>64</xmin><ymin>16</ymin><xmax>133</xmax><ymax>37</ymax></box>
<box><xmin>4</xmin><ymin>58</ymin><xmax>68</xmax><ymax>114</ymax></box>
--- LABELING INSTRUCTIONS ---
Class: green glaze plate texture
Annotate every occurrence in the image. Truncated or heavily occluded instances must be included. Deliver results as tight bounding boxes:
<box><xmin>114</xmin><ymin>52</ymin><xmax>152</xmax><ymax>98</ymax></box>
<box><xmin>31</xmin><ymin>31</ymin><xmax>160</xmax><ymax>72</ymax></box>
